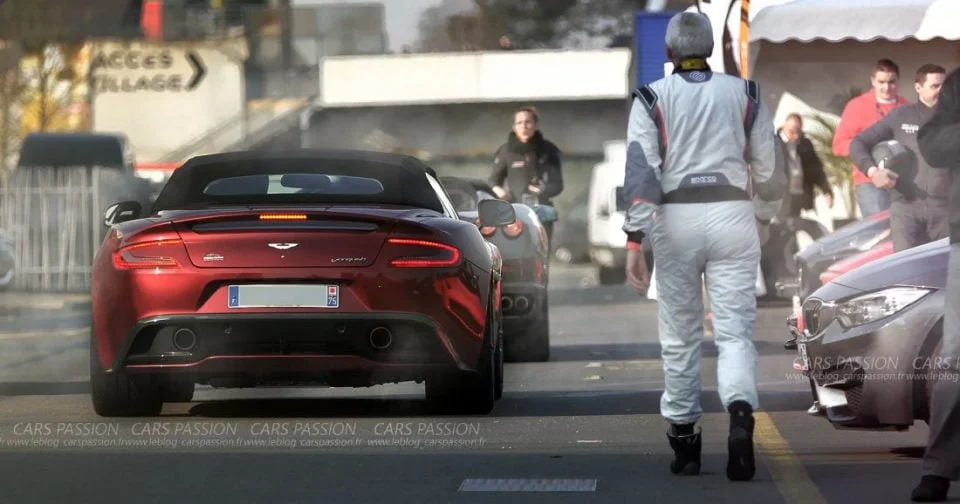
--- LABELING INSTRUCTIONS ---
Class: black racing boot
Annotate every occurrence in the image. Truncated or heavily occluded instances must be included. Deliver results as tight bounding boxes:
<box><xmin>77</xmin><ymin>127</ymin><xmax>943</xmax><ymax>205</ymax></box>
<box><xmin>667</xmin><ymin>423</ymin><xmax>701</xmax><ymax>475</ymax></box>
<box><xmin>911</xmin><ymin>475</ymin><xmax>950</xmax><ymax>502</ymax></box>
<box><xmin>726</xmin><ymin>400</ymin><xmax>756</xmax><ymax>481</ymax></box>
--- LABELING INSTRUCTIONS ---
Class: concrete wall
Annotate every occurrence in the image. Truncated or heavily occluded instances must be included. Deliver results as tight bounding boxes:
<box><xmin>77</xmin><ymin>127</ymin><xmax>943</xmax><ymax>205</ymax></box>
<box><xmin>319</xmin><ymin>49</ymin><xmax>632</xmax><ymax>107</ymax></box>
<box><xmin>302</xmin><ymin>99</ymin><xmax>629</xmax><ymax>158</ymax></box>
<box><xmin>89</xmin><ymin>38</ymin><xmax>248</xmax><ymax>161</ymax></box>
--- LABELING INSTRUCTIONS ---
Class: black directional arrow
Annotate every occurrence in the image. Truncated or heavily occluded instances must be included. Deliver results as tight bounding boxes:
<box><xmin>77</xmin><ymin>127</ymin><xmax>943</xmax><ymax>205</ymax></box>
<box><xmin>186</xmin><ymin>50</ymin><xmax>206</xmax><ymax>91</ymax></box>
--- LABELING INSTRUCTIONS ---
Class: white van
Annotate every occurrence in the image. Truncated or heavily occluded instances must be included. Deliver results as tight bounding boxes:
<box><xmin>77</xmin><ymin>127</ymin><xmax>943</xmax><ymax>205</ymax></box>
<box><xmin>587</xmin><ymin>141</ymin><xmax>629</xmax><ymax>285</ymax></box>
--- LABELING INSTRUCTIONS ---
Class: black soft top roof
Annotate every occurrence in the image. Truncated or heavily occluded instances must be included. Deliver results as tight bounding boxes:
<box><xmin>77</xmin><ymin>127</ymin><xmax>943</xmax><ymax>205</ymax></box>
<box><xmin>151</xmin><ymin>149</ymin><xmax>442</xmax><ymax>213</ymax></box>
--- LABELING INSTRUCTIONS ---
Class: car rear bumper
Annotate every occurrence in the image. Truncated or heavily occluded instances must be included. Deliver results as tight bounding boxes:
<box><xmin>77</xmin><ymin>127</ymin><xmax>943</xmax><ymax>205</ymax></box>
<box><xmin>501</xmin><ymin>282</ymin><xmax>546</xmax><ymax>321</ymax></box>
<box><xmin>104</xmin><ymin>312</ymin><xmax>481</xmax><ymax>381</ymax></box>
<box><xmin>797</xmin><ymin>292</ymin><xmax>943</xmax><ymax>428</ymax></box>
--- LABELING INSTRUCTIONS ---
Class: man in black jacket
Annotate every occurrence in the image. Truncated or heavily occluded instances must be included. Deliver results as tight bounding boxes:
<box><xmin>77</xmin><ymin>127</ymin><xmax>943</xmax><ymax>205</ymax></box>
<box><xmin>778</xmin><ymin>113</ymin><xmax>834</xmax><ymax>219</ymax></box>
<box><xmin>850</xmin><ymin>64</ymin><xmax>949</xmax><ymax>252</ymax></box>
<box><xmin>911</xmin><ymin>65</ymin><xmax>960</xmax><ymax>503</ymax></box>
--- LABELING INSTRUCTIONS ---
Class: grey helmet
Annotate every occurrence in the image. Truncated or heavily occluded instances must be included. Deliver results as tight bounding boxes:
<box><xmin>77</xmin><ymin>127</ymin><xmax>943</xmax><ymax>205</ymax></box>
<box><xmin>871</xmin><ymin>140</ymin><xmax>917</xmax><ymax>181</ymax></box>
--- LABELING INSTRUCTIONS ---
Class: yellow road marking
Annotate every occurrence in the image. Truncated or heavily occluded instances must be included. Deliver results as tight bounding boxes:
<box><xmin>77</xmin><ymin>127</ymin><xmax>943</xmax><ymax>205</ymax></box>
<box><xmin>0</xmin><ymin>327</ymin><xmax>88</xmax><ymax>340</ymax></box>
<box><xmin>754</xmin><ymin>412</ymin><xmax>827</xmax><ymax>504</ymax></box>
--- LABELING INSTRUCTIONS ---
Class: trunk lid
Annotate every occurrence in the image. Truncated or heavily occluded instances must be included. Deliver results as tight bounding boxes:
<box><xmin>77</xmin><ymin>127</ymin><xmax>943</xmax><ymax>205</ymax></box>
<box><xmin>168</xmin><ymin>207</ymin><xmax>428</xmax><ymax>268</ymax></box>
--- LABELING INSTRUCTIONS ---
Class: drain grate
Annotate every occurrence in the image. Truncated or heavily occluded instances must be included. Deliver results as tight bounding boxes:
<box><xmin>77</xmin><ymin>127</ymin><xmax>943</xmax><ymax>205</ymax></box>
<box><xmin>458</xmin><ymin>478</ymin><xmax>597</xmax><ymax>492</ymax></box>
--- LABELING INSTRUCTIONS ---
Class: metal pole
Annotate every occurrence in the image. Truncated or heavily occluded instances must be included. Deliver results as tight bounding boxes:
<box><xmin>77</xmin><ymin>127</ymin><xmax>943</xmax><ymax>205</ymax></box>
<box><xmin>299</xmin><ymin>106</ymin><xmax>311</xmax><ymax>149</ymax></box>
<box><xmin>739</xmin><ymin>0</ymin><xmax>751</xmax><ymax>79</ymax></box>
<box><xmin>279</xmin><ymin>0</ymin><xmax>292</xmax><ymax>83</ymax></box>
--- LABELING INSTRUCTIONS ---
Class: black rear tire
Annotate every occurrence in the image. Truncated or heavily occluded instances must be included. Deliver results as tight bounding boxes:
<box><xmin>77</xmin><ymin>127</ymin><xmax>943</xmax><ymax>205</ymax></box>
<box><xmin>426</xmin><ymin>302</ymin><xmax>500</xmax><ymax>415</ymax></box>
<box><xmin>494</xmin><ymin>327</ymin><xmax>504</xmax><ymax>400</ymax></box>
<box><xmin>161</xmin><ymin>380</ymin><xmax>195</xmax><ymax>403</ymax></box>
<box><xmin>90</xmin><ymin>332</ymin><xmax>164</xmax><ymax>417</ymax></box>
<box><xmin>506</xmin><ymin>321</ymin><xmax>550</xmax><ymax>362</ymax></box>
<box><xmin>505</xmin><ymin>293</ymin><xmax>550</xmax><ymax>362</ymax></box>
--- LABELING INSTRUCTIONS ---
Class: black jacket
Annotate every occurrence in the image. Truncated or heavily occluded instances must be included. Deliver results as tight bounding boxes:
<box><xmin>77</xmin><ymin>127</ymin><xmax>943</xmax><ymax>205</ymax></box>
<box><xmin>917</xmin><ymin>67</ymin><xmax>960</xmax><ymax>244</ymax></box>
<box><xmin>776</xmin><ymin>129</ymin><xmax>832</xmax><ymax>212</ymax></box>
<box><xmin>488</xmin><ymin>131</ymin><xmax>563</xmax><ymax>204</ymax></box>
<box><xmin>850</xmin><ymin>102</ymin><xmax>950</xmax><ymax>203</ymax></box>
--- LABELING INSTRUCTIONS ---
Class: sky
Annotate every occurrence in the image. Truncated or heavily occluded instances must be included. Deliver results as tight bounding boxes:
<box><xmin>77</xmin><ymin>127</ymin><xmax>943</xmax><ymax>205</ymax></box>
<box><xmin>292</xmin><ymin>0</ymin><xmax>444</xmax><ymax>52</ymax></box>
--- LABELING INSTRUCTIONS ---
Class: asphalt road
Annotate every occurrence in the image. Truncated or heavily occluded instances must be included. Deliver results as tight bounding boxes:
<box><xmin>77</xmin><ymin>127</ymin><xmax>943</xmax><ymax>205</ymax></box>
<box><xmin>0</xmin><ymin>264</ymin><xmax>951</xmax><ymax>503</ymax></box>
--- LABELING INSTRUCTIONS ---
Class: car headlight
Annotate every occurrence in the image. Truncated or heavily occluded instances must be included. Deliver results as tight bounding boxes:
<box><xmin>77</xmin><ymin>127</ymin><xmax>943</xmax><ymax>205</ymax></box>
<box><xmin>835</xmin><ymin>286</ymin><xmax>932</xmax><ymax>328</ymax></box>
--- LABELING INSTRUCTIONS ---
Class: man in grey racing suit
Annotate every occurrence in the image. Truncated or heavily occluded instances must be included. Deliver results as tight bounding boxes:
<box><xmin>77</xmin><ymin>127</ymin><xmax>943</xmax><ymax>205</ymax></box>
<box><xmin>622</xmin><ymin>12</ymin><xmax>785</xmax><ymax>481</ymax></box>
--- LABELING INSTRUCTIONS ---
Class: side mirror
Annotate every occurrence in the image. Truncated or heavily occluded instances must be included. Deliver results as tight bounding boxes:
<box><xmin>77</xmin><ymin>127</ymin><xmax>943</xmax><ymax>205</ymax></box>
<box><xmin>103</xmin><ymin>201</ymin><xmax>142</xmax><ymax>227</ymax></box>
<box><xmin>478</xmin><ymin>199</ymin><xmax>516</xmax><ymax>227</ymax></box>
<box><xmin>534</xmin><ymin>205</ymin><xmax>558</xmax><ymax>223</ymax></box>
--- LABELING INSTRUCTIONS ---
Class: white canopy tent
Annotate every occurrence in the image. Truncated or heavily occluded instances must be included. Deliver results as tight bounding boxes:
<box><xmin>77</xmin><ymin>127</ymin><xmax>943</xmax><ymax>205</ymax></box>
<box><xmin>746</xmin><ymin>0</ymin><xmax>960</xmax><ymax>224</ymax></box>
<box><xmin>748</xmin><ymin>0</ymin><xmax>960</xmax><ymax>124</ymax></box>
<box><xmin>750</xmin><ymin>0</ymin><xmax>960</xmax><ymax>43</ymax></box>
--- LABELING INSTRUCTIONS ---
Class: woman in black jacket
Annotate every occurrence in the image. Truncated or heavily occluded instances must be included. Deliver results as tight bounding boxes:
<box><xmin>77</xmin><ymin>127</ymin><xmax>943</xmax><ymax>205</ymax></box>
<box><xmin>488</xmin><ymin>107</ymin><xmax>564</xmax><ymax>206</ymax></box>
<box><xmin>912</xmin><ymin>66</ymin><xmax>960</xmax><ymax>503</ymax></box>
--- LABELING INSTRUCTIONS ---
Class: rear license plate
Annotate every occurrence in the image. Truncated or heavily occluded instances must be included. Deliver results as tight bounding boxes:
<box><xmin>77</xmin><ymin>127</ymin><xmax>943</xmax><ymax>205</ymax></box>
<box><xmin>227</xmin><ymin>284</ymin><xmax>339</xmax><ymax>308</ymax></box>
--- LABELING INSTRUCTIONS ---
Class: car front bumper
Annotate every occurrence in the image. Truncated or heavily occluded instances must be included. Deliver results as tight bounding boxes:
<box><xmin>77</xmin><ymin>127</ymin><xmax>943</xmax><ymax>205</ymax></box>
<box><xmin>795</xmin><ymin>290</ymin><xmax>945</xmax><ymax>429</ymax></box>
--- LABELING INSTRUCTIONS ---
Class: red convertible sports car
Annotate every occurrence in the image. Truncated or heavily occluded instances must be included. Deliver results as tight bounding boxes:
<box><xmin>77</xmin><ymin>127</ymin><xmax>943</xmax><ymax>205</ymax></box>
<box><xmin>90</xmin><ymin>149</ymin><xmax>514</xmax><ymax>417</ymax></box>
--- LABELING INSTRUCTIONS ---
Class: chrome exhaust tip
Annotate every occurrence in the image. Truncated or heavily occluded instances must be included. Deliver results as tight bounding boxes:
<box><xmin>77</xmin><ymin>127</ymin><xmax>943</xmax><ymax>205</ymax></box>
<box><xmin>369</xmin><ymin>326</ymin><xmax>393</xmax><ymax>350</ymax></box>
<box><xmin>514</xmin><ymin>295</ymin><xmax>530</xmax><ymax>312</ymax></box>
<box><xmin>501</xmin><ymin>295</ymin><xmax>514</xmax><ymax>312</ymax></box>
<box><xmin>172</xmin><ymin>328</ymin><xmax>197</xmax><ymax>351</ymax></box>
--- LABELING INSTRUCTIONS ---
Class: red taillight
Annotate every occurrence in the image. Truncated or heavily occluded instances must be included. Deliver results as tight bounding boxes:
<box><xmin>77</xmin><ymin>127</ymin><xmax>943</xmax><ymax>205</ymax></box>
<box><xmin>112</xmin><ymin>239</ymin><xmax>184</xmax><ymax>269</ymax></box>
<box><xmin>473</xmin><ymin>218</ymin><xmax>496</xmax><ymax>236</ymax></box>
<box><xmin>387</xmin><ymin>238</ymin><xmax>460</xmax><ymax>268</ymax></box>
<box><xmin>260</xmin><ymin>213</ymin><xmax>307</xmax><ymax>221</ymax></box>
<box><xmin>502</xmin><ymin>218</ymin><xmax>523</xmax><ymax>238</ymax></box>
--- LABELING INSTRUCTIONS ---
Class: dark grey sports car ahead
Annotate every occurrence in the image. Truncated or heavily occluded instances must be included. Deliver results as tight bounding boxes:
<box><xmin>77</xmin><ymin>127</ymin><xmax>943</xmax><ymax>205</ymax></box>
<box><xmin>440</xmin><ymin>176</ymin><xmax>555</xmax><ymax>362</ymax></box>
<box><xmin>796</xmin><ymin>237</ymin><xmax>949</xmax><ymax>430</ymax></box>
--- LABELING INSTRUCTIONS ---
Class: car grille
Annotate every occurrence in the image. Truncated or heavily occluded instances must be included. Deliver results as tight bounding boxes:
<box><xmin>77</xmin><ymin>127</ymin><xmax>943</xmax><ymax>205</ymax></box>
<box><xmin>802</xmin><ymin>299</ymin><xmax>822</xmax><ymax>334</ymax></box>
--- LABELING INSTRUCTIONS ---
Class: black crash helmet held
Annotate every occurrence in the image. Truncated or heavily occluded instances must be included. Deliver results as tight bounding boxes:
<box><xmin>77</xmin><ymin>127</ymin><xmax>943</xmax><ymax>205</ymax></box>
<box><xmin>871</xmin><ymin>140</ymin><xmax>918</xmax><ymax>181</ymax></box>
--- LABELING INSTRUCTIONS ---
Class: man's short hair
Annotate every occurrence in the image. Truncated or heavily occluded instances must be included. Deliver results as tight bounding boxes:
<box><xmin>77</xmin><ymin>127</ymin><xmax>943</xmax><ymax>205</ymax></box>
<box><xmin>874</xmin><ymin>59</ymin><xmax>900</xmax><ymax>77</ymax></box>
<box><xmin>665</xmin><ymin>12</ymin><xmax>714</xmax><ymax>59</ymax></box>
<box><xmin>915</xmin><ymin>64</ymin><xmax>946</xmax><ymax>84</ymax></box>
<box><xmin>785</xmin><ymin>113</ymin><xmax>803</xmax><ymax>126</ymax></box>
<box><xmin>514</xmin><ymin>106</ymin><xmax>539</xmax><ymax>122</ymax></box>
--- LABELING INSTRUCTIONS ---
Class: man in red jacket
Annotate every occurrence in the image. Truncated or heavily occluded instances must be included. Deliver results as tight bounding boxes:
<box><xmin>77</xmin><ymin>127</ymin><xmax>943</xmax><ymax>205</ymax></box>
<box><xmin>833</xmin><ymin>59</ymin><xmax>912</xmax><ymax>218</ymax></box>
